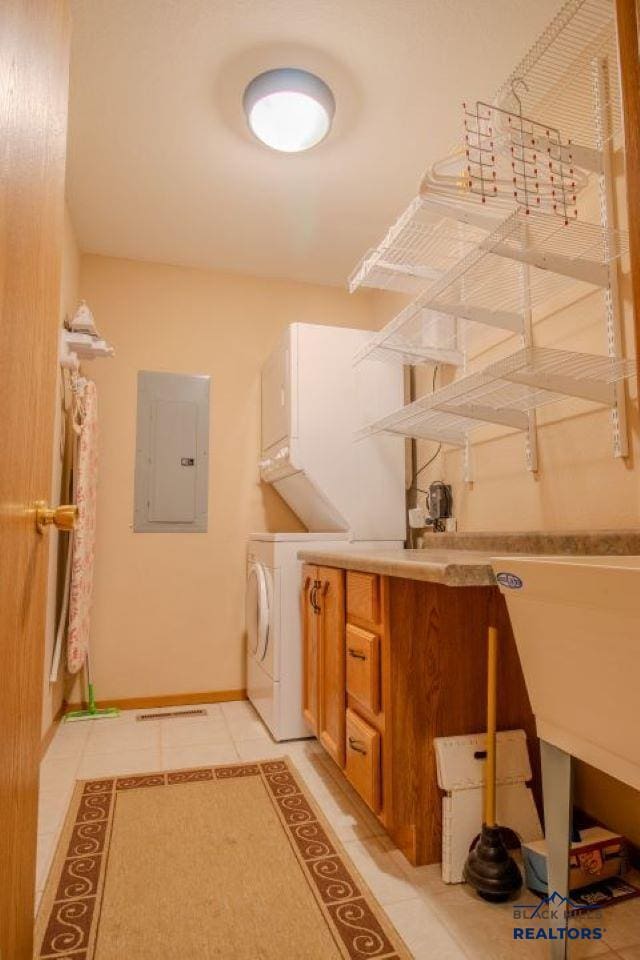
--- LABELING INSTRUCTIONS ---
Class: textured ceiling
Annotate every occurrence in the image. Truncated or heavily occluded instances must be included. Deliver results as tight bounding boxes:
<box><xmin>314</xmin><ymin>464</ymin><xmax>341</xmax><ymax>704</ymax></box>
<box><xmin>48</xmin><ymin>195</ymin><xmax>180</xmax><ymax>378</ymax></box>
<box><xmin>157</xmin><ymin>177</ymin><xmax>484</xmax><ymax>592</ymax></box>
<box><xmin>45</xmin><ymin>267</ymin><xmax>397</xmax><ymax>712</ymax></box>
<box><xmin>67</xmin><ymin>0</ymin><xmax>561</xmax><ymax>286</ymax></box>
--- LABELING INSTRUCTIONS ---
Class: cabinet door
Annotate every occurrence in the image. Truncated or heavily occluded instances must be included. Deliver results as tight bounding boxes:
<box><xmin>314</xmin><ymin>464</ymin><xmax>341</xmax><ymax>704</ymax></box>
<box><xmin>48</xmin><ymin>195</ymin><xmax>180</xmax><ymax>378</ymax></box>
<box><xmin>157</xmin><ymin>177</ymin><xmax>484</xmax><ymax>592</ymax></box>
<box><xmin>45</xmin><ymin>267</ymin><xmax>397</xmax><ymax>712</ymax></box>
<box><xmin>302</xmin><ymin>564</ymin><xmax>319</xmax><ymax>734</ymax></box>
<box><xmin>318</xmin><ymin>566</ymin><xmax>346</xmax><ymax>767</ymax></box>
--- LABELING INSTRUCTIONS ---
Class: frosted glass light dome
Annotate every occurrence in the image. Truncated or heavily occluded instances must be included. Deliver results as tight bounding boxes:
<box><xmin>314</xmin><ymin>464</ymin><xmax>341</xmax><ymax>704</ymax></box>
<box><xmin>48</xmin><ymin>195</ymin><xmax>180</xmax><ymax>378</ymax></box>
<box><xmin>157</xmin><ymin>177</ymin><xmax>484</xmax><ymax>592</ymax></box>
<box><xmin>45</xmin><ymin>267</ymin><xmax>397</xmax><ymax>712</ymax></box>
<box><xmin>243</xmin><ymin>68</ymin><xmax>335</xmax><ymax>153</ymax></box>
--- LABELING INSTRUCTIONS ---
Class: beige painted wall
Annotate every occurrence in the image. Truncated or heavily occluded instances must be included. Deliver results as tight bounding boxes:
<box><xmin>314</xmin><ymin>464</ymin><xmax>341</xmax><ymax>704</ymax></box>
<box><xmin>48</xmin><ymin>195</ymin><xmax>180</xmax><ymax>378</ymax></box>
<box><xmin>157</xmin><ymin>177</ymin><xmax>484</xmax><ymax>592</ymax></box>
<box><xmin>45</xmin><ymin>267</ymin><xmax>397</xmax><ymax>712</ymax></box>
<box><xmin>78</xmin><ymin>255</ymin><xmax>377</xmax><ymax>702</ymax></box>
<box><xmin>42</xmin><ymin>206</ymin><xmax>80</xmax><ymax>735</ymax></box>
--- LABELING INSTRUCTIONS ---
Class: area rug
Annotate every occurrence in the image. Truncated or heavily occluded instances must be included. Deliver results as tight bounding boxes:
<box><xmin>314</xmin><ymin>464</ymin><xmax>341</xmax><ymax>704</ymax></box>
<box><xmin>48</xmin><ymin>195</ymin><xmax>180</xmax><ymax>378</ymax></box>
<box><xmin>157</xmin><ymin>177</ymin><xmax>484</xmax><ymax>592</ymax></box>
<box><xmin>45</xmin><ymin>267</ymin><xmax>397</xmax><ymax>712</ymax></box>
<box><xmin>34</xmin><ymin>758</ymin><xmax>411</xmax><ymax>959</ymax></box>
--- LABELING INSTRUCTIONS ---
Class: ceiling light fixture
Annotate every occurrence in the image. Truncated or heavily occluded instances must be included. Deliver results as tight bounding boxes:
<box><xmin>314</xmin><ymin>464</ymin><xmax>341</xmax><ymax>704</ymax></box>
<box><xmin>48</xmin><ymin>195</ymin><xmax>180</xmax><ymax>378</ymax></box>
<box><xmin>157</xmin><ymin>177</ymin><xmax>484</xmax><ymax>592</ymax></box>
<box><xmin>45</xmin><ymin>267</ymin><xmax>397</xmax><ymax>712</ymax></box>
<box><xmin>243</xmin><ymin>68</ymin><xmax>335</xmax><ymax>153</ymax></box>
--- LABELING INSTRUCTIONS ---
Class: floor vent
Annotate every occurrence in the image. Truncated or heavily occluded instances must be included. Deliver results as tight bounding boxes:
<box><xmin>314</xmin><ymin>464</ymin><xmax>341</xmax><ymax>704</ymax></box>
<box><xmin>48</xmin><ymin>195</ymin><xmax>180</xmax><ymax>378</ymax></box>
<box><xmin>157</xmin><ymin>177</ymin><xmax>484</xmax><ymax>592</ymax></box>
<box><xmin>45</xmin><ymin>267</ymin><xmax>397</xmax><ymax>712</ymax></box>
<box><xmin>136</xmin><ymin>708</ymin><xmax>208</xmax><ymax>722</ymax></box>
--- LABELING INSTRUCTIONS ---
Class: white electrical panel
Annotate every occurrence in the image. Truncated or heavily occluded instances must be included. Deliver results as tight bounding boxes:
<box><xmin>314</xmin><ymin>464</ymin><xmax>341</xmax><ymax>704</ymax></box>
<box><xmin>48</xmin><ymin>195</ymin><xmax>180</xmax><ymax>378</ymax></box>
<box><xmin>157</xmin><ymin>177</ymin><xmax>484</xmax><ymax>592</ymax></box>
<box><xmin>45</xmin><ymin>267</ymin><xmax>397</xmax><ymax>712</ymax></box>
<box><xmin>134</xmin><ymin>371</ymin><xmax>210</xmax><ymax>533</ymax></box>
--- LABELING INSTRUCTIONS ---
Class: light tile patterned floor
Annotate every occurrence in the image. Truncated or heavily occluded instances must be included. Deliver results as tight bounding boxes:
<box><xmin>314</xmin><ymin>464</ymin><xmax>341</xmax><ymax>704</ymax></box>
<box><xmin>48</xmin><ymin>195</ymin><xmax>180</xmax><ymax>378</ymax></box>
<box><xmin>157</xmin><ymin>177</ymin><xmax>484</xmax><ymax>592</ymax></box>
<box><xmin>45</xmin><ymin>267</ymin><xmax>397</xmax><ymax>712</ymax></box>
<box><xmin>38</xmin><ymin>700</ymin><xmax>640</xmax><ymax>960</ymax></box>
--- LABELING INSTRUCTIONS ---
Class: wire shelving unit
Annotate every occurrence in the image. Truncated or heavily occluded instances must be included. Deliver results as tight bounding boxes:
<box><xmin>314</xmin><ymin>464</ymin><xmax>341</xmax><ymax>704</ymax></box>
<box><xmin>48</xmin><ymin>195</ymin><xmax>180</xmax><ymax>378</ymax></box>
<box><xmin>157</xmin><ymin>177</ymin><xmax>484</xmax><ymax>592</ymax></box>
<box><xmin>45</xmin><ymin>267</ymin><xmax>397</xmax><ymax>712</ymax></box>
<box><xmin>356</xmin><ymin>347</ymin><xmax>637</xmax><ymax>445</ymax></box>
<box><xmin>351</xmin><ymin>0</ymin><xmax>633</xmax><ymax>473</ymax></box>
<box><xmin>420</xmin><ymin>0</ymin><xmax>621</xmax><ymax>210</ymax></box>
<box><xmin>495</xmin><ymin>0</ymin><xmax>621</xmax><ymax>159</ymax></box>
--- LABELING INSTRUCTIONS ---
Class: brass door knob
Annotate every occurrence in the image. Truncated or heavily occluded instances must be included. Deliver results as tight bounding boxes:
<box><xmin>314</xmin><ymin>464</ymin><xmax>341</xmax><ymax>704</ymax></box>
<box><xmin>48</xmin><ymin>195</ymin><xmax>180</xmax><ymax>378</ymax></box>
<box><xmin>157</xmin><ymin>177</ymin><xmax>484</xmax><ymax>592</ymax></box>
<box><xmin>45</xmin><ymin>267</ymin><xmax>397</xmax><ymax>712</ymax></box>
<box><xmin>35</xmin><ymin>501</ymin><xmax>78</xmax><ymax>533</ymax></box>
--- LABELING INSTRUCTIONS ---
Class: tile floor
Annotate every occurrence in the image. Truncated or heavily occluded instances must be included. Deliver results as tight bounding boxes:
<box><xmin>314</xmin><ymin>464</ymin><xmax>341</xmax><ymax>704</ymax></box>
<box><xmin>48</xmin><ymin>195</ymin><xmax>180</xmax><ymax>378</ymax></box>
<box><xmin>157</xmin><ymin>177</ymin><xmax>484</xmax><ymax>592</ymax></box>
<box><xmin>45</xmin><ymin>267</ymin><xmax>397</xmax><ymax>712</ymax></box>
<box><xmin>38</xmin><ymin>699</ymin><xmax>640</xmax><ymax>960</ymax></box>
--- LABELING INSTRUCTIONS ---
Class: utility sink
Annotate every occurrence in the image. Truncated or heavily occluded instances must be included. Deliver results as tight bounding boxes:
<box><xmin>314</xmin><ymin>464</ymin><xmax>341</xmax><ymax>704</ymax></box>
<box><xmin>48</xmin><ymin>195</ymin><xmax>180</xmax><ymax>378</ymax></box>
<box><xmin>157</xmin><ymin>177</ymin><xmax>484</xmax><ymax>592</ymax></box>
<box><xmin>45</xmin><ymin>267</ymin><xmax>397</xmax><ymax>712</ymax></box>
<box><xmin>492</xmin><ymin>554</ymin><xmax>640</xmax><ymax>791</ymax></box>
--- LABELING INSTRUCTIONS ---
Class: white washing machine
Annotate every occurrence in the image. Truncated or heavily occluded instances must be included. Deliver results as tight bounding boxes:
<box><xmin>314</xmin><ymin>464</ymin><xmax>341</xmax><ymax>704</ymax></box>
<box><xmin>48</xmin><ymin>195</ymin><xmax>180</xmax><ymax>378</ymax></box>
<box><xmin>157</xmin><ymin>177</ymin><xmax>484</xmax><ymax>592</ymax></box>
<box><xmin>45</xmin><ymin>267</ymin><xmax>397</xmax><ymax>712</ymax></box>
<box><xmin>246</xmin><ymin>532</ymin><xmax>349</xmax><ymax>741</ymax></box>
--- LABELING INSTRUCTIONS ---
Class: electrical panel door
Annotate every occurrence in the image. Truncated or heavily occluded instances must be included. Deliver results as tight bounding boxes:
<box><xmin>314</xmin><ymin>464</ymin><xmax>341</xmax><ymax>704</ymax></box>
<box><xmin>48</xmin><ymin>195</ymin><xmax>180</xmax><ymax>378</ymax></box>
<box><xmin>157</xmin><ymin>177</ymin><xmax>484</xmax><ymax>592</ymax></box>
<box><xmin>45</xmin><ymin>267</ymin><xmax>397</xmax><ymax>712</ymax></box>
<box><xmin>134</xmin><ymin>371</ymin><xmax>210</xmax><ymax>532</ymax></box>
<box><xmin>148</xmin><ymin>400</ymin><xmax>197</xmax><ymax>522</ymax></box>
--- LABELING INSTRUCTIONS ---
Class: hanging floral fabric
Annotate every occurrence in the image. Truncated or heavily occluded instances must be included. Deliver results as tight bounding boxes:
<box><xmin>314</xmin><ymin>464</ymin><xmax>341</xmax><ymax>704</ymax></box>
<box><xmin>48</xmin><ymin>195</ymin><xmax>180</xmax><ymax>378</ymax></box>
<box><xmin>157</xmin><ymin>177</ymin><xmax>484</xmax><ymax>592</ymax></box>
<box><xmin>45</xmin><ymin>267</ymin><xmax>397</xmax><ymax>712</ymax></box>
<box><xmin>67</xmin><ymin>379</ymin><xmax>99</xmax><ymax>674</ymax></box>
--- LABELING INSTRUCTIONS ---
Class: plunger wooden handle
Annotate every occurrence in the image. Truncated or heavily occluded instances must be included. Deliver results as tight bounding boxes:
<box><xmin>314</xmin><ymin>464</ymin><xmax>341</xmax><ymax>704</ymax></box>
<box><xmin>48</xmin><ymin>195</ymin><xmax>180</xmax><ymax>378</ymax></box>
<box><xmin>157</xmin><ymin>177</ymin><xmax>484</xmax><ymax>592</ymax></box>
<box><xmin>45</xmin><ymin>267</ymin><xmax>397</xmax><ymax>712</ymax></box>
<box><xmin>485</xmin><ymin>626</ymin><xmax>498</xmax><ymax>827</ymax></box>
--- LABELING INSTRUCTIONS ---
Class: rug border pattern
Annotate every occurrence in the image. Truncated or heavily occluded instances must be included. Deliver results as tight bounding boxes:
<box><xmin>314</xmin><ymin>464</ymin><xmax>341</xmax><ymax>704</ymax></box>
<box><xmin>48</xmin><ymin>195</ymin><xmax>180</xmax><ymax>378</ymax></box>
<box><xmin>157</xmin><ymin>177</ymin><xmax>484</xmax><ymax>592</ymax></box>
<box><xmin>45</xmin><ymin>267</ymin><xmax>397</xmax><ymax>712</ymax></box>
<box><xmin>35</xmin><ymin>758</ymin><xmax>408</xmax><ymax>960</ymax></box>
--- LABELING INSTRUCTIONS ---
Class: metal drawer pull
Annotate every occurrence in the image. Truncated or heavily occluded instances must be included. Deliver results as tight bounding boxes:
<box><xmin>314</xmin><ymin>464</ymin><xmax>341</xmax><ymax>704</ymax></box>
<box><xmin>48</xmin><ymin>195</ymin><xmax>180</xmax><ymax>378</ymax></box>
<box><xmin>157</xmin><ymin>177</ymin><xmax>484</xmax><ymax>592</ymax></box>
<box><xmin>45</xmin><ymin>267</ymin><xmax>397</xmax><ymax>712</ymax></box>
<box><xmin>348</xmin><ymin>737</ymin><xmax>367</xmax><ymax>756</ymax></box>
<box><xmin>348</xmin><ymin>648</ymin><xmax>367</xmax><ymax>660</ymax></box>
<box><xmin>310</xmin><ymin>581</ymin><xmax>322</xmax><ymax>614</ymax></box>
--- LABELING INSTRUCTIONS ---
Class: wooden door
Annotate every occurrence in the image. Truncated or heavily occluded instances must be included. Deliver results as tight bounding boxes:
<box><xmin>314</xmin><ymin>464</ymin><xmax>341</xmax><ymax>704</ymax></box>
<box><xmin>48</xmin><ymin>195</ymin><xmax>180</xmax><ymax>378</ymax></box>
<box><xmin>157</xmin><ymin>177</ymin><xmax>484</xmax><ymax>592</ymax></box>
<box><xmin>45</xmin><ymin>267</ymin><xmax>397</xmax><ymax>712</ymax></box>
<box><xmin>318</xmin><ymin>566</ymin><xmax>346</xmax><ymax>767</ymax></box>
<box><xmin>0</xmin><ymin>3</ymin><xmax>70</xmax><ymax>957</ymax></box>
<box><xmin>302</xmin><ymin>564</ymin><xmax>319</xmax><ymax>733</ymax></box>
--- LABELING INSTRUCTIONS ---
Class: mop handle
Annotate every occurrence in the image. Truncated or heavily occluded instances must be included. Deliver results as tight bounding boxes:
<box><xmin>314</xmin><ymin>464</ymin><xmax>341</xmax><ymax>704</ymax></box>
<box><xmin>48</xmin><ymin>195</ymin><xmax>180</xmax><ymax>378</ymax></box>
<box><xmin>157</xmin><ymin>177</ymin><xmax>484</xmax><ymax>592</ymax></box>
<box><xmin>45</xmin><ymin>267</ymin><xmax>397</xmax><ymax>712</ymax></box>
<box><xmin>485</xmin><ymin>626</ymin><xmax>498</xmax><ymax>827</ymax></box>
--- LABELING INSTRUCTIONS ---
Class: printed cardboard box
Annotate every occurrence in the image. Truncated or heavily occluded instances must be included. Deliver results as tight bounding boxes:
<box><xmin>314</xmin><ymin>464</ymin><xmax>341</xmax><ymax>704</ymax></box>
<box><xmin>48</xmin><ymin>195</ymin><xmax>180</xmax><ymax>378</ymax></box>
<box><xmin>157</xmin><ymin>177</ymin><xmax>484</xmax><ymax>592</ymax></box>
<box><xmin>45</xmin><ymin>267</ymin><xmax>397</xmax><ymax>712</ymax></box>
<box><xmin>523</xmin><ymin>827</ymin><xmax>629</xmax><ymax>895</ymax></box>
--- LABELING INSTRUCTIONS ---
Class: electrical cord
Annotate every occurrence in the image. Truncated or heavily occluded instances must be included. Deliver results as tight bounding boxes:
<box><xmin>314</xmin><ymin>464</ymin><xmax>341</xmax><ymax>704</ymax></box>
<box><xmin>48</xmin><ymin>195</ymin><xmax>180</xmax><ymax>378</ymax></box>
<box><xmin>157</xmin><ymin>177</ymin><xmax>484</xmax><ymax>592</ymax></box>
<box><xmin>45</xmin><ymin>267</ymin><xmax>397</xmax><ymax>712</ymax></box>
<box><xmin>412</xmin><ymin>364</ymin><xmax>441</xmax><ymax>495</ymax></box>
<box><xmin>415</xmin><ymin>447</ymin><xmax>442</xmax><ymax>495</ymax></box>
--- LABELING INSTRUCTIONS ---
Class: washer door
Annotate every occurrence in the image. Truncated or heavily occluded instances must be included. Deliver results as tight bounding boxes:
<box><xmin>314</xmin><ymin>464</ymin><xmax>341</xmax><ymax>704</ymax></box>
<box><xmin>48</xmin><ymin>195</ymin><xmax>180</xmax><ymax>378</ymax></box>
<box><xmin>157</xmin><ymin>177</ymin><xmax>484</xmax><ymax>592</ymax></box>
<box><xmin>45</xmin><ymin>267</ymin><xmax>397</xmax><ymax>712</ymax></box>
<box><xmin>246</xmin><ymin>562</ymin><xmax>270</xmax><ymax>663</ymax></box>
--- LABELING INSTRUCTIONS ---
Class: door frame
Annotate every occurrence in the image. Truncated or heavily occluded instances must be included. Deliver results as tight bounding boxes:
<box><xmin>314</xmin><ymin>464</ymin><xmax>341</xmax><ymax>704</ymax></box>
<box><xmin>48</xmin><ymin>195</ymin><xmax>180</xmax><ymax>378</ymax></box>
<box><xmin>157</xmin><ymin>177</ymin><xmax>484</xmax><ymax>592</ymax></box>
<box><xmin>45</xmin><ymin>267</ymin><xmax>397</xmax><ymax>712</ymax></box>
<box><xmin>615</xmin><ymin>0</ymin><xmax>640</xmax><ymax>396</ymax></box>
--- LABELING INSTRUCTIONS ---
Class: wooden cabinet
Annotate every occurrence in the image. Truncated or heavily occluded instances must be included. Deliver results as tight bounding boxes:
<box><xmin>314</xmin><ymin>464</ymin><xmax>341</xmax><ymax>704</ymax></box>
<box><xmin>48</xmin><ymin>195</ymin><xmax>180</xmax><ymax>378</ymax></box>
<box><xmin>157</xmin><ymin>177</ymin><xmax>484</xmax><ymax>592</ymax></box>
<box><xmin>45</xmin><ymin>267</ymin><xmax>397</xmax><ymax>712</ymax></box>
<box><xmin>302</xmin><ymin>562</ymin><xmax>539</xmax><ymax>866</ymax></box>
<box><xmin>301</xmin><ymin>564</ymin><xmax>346</xmax><ymax>767</ymax></box>
<box><xmin>385</xmin><ymin>576</ymin><xmax>540</xmax><ymax>865</ymax></box>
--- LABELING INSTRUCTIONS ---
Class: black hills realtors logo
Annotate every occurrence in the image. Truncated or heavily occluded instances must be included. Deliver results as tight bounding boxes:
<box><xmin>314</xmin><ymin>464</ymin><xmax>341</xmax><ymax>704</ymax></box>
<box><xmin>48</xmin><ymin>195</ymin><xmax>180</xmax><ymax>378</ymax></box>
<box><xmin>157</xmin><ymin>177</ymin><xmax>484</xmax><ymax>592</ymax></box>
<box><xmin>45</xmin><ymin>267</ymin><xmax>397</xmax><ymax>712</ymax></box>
<box><xmin>512</xmin><ymin>891</ymin><xmax>605</xmax><ymax>942</ymax></box>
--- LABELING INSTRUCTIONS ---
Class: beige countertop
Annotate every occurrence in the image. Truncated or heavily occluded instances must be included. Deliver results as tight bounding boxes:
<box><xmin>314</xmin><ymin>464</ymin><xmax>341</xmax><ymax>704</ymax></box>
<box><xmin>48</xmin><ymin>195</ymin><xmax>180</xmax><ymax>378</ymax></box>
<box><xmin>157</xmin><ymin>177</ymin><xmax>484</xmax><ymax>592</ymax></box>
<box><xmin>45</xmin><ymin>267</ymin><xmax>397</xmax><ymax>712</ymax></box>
<box><xmin>298</xmin><ymin>531</ymin><xmax>640</xmax><ymax>587</ymax></box>
<box><xmin>296</xmin><ymin>547</ymin><xmax>499</xmax><ymax>587</ymax></box>
<box><xmin>415</xmin><ymin>529</ymin><xmax>640</xmax><ymax>555</ymax></box>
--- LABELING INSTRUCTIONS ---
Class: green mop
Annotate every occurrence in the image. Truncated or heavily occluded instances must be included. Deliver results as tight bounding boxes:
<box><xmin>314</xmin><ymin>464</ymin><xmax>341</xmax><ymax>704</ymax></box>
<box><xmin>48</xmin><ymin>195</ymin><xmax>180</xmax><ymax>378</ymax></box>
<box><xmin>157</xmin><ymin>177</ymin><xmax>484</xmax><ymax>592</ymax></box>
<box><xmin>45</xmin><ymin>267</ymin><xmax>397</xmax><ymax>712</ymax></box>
<box><xmin>64</xmin><ymin>652</ymin><xmax>119</xmax><ymax>722</ymax></box>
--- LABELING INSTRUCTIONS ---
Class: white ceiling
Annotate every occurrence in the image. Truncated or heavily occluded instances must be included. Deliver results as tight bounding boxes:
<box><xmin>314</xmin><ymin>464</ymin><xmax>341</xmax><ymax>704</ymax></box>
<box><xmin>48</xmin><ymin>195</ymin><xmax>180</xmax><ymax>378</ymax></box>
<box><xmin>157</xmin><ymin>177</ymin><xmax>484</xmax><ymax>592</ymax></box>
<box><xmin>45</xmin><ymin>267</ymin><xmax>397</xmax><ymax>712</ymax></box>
<box><xmin>67</xmin><ymin>0</ymin><xmax>562</xmax><ymax>287</ymax></box>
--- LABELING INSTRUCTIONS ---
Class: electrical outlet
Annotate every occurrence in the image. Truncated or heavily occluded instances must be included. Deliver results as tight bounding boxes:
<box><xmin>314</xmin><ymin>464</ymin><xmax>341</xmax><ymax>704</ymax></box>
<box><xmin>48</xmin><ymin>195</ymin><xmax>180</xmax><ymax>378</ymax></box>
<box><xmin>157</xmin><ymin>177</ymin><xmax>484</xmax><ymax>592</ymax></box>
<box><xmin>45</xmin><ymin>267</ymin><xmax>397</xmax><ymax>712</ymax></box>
<box><xmin>408</xmin><ymin>506</ymin><xmax>427</xmax><ymax>529</ymax></box>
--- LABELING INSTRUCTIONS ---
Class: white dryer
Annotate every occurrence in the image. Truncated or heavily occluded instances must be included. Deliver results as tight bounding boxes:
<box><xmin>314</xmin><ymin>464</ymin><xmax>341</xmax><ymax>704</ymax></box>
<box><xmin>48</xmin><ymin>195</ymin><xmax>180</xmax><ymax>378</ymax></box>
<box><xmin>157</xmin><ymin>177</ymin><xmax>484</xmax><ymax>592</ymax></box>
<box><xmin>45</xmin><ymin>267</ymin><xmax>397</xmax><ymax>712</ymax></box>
<box><xmin>246</xmin><ymin>533</ymin><xmax>348</xmax><ymax>741</ymax></box>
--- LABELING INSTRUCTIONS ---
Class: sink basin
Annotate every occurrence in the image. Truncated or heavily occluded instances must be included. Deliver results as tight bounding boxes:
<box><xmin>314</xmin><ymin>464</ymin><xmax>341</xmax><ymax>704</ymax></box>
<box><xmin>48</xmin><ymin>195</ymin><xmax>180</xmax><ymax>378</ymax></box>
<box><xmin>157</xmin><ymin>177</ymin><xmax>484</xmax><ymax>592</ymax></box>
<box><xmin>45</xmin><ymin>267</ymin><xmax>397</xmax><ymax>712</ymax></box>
<box><xmin>492</xmin><ymin>554</ymin><xmax>640</xmax><ymax>791</ymax></box>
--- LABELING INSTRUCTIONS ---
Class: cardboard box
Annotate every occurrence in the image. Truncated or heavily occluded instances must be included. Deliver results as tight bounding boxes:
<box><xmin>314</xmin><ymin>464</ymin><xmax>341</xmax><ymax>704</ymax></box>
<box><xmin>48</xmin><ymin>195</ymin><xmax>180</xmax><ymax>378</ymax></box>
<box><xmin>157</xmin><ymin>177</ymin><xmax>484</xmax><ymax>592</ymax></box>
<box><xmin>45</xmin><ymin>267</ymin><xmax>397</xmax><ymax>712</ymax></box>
<box><xmin>523</xmin><ymin>827</ymin><xmax>629</xmax><ymax>895</ymax></box>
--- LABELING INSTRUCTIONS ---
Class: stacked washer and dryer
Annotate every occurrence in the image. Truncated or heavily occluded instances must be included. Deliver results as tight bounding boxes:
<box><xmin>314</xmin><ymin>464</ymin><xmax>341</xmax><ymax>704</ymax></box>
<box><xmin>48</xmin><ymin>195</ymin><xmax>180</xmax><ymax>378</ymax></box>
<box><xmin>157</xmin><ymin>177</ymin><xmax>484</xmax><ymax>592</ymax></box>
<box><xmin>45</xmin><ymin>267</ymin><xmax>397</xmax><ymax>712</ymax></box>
<box><xmin>246</xmin><ymin>323</ymin><xmax>405</xmax><ymax>741</ymax></box>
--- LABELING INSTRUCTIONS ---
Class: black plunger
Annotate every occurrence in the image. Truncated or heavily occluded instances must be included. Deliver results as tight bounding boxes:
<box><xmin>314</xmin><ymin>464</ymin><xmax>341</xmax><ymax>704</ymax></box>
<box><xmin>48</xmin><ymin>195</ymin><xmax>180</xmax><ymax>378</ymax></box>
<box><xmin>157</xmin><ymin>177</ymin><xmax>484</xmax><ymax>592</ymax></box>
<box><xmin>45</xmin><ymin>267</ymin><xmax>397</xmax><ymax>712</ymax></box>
<box><xmin>463</xmin><ymin>626</ymin><xmax>522</xmax><ymax>903</ymax></box>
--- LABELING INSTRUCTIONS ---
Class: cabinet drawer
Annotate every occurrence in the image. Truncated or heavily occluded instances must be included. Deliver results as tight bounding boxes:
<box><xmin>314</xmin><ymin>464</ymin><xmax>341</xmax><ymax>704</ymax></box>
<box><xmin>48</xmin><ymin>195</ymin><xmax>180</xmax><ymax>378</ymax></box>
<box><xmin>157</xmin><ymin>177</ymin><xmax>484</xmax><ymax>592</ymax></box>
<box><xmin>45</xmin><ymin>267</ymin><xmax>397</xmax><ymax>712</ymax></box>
<box><xmin>346</xmin><ymin>571</ymin><xmax>379</xmax><ymax>625</ymax></box>
<box><xmin>346</xmin><ymin>625</ymin><xmax>380</xmax><ymax>714</ymax></box>
<box><xmin>345</xmin><ymin>709</ymin><xmax>381</xmax><ymax>813</ymax></box>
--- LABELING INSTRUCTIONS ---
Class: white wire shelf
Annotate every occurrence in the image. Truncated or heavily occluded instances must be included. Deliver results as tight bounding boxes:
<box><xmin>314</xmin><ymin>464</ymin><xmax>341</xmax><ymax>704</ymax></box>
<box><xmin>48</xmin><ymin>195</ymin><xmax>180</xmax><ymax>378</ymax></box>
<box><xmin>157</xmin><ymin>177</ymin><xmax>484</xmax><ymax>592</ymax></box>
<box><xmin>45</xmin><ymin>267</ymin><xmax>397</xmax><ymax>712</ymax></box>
<box><xmin>355</xmin><ymin>209</ymin><xmax>626</xmax><ymax>368</ymax></box>
<box><xmin>495</xmin><ymin>0</ymin><xmax>621</xmax><ymax>155</ymax></box>
<box><xmin>358</xmin><ymin>406</ymin><xmax>478</xmax><ymax>448</ymax></box>
<box><xmin>350</xmin><ymin>202</ymin><xmax>626</xmax><ymax>364</ymax></box>
<box><xmin>354</xmin><ymin>306</ymin><xmax>465</xmax><ymax>368</ymax></box>
<box><xmin>356</xmin><ymin>347</ymin><xmax>637</xmax><ymax>444</ymax></box>
<box><xmin>420</xmin><ymin>0</ymin><xmax>619</xmax><ymax>214</ymax></box>
<box><xmin>479</xmin><ymin>208</ymin><xmax>627</xmax><ymax>285</ymax></box>
<box><xmin>348</xmin><ymin>194</ymin><xmax>505</xmax><ymax>295</ymax></box>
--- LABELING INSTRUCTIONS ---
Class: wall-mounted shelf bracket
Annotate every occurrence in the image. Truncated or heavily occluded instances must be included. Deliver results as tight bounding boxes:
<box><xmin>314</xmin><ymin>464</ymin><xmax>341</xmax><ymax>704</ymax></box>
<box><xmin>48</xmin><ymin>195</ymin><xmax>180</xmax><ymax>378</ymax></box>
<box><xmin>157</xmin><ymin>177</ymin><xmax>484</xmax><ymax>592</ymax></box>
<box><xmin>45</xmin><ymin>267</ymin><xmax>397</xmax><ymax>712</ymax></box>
<box><xmin>594</xmin><ymin>54</ymin><xmax>629</xmax><ymax>458</ymax></box>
